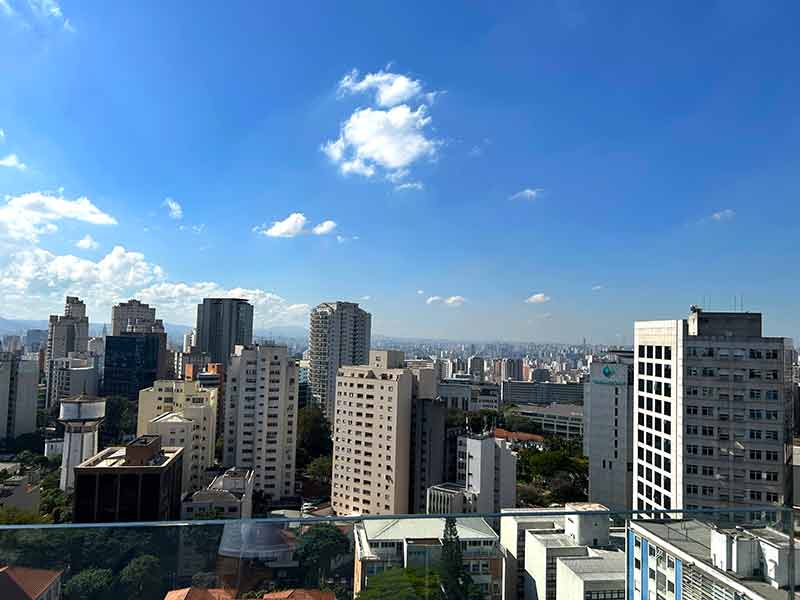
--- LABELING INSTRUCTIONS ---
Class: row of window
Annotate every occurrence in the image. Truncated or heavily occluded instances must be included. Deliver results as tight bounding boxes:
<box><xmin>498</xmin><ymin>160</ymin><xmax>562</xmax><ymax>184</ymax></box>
<box><xmin>638</xmin><ymin>345</ymin><xmax>673</xmax><ymax>360</ymax></box>
<box><xmin>686</xmin><ymin>347</ymin><xmax>780</xmax><ymax>360</ymax></box>
<box><xmin>638</xmin><ymin>362</ymin><xmax>673</xmax><ymax>378</ymax></box>
<box><xmin>638</xmin><ymin>395</ymin><xmax>672</xmax><ymax>416</ymax></box>
<box><xmin>637</xmin><ymin>379</ymin><xmax>672</xmax><ymax>397</ymax></box>
<box><xmin>686</xmin><ymin>367</ymin><xmax>780</xmax><ymax>380</ymax></box>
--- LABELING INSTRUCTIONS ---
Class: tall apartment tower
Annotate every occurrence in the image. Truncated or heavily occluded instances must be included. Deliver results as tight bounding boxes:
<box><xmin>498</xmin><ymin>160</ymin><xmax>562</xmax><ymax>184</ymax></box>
<box><xmin>45</xmin><ymin>296</ymin><xmax>89</xmax><ymax>407</ymax></box>
<box><xmin>501</xmin><ymin>358</ymin><xmax>524</xmax><ymax>382</ymax></box>
<box><xmin>633</xmin><ymin>308</ymin><xmax>794</xmax><ymax>519</ymax></box>
<box><xmin>0</xmin><ymin>352</ymin><xmax>38</xmax><ymax>441</ymax></box>
<box><xmin>331</xmin><ymin>350</ymin><xmax>436</xmax><ymax>516</ymax></box>
<box><xmin>308</xmin><ymin>301</ymin><xmax>371</xmax><ymax>421</ymax></box>
<box><xmin>224</xmin><ymin>344</ymin><xmax>297</xmax><ymax>501</ymax></box>
<box><xmin>583</xmin><ymin>350</ymin><xmax>634</xmax><ymax>512</ymax></box>
<box><xmin>111</xmin><ymin>299</ymin><xmax>163</xmax><ymax>335</ymax></box>
<box><xmin>196</xmin><ymin>298</ymin><xmax>254</xmax><ymax>364</ymax></box>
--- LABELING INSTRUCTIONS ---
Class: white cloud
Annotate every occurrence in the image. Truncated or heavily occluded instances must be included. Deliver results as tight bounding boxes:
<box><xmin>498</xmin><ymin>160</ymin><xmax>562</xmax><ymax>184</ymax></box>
<box><xmin>75</xmin><ymin>234</ymin><xmax>98</xmax><ymax>250</ymax></box>
<box><xmin>0</xmin><ymin>244</ymin><xmax>308</xmax><ymax>327</ymax></box>
<box><xmin>468</xmin><ymin>145</ymin><xmax>482</xmax><ymax>157</ymax></box>
<box><xmin>710</xmin><ymin>208</ymin><xmax>735</xmax><ymax>221</ymax></box>
<box><xmin>524</xmin><ymin>293</ymin><xmax>550</xmax><ymax>304</ymax></box>
<box><xmin>416</xmin><ymin>289</ymin><xmax>424</xmax><ymax>295</ymax></box>
<box><xmin>323</xmin><ymin>105</ymin><xmax>438</xmax><ymax>180</ymax></box>
<box><xmin>510</xmin><ymin>188</ymin><xmax>544</xmax><ymax>201</ymax></box>
<box><xmin>163</xmin><ymin>197</ymin><xmax>183</xmax><ymax>220</ymax></box>
<box><xmin>336</xmin><ymin>234</ymin><xmax>359</xmax><ymax>244</ymax></box>
<box><xmin>426</xmin><ymin>295</ymin><xmax>465</xmax><ymax>307</ymax></box>
<box><xmin>0</xmin><ymin>129</ymin><xmax>5</xmax><ymax>141</ymax></box>
<box><xmin>591</xmin><ymin>284</ymin><xmax>604</xmax><ymax>291</ymax></box>
<box><xmin>360</xmin><ymin>295</ymin><xmax>371</xmax><ymax>301</ymax></box>
<box><xmin>338</xmin><ymin>69</ymin><xmax>423</xmax><ymax>108</ymax></box>
<box><xmin>0</xmin><ymin>154</ymin><xmax>26</xmax><ymax>170</ymax></box>
<box><xmin>312</xmin><ymin>220</ymin><xmax>337</xmax><ymax>235</ymax></box>
<box><xmin>191</xmin><ymin>224</ymin><xmax>205</xmax><ymax>234</ymax></box>
<box><xmin>26</xmin><ymin>0</ymin><xmax>73</xmax><ymax>30</ymax></box>
<box><xmin>254</xmin><ymin>212</ymin><xmax>307</xmax><ymax>238</ymax></box>
<box><xmin>395</xmin><ymin>181</ymin><xmax>423</xmax><ymax>191</ymax></box>
<box><xmin>386</xmin><ymin>169</ymin><xmax>409</xmax><ymax>183</ymax></box>
<box><xmin>0</xmin><ymin>191</ymin><xmax>117</xmax><ymax>242</ymax></box>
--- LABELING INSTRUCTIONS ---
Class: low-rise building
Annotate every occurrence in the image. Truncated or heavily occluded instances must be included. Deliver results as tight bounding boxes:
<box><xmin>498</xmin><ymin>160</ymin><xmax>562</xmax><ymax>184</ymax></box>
<box><xmin>500</xmin><ymin>381</ymin><xmax>584</xmax><ymax>406</ymax></box>
<box><xmin>629</xmin><ymin>519</ymin><xmax>800</xmax><ymax>600</ymax></box>
<box><xmin>353</xmin><ymin>517</ymin><xmax>502</xmax><ymax>600</ymax></box>
<box><xmin>509</xmin><ymin>403</ymin><xmax>584</xmax><ymax>439</ymax></box>
<box><xmin>0</xmin><ymin>565</ymin><xmax>63</xmax><ymax>600</ymax></box>
<box><xmin>147</xmin><ymin>409</ymin><xmax>215</xmax><ymax>494</ymax></box>
<box><xmin>181</xmin><ymin>467</ymin><xmax>254</xmax><ymax>519</ymax></box>
<box><xmin>73</xmin><ymin>435</ymin><xmax>183</xmax><ymax>523</ymax></box>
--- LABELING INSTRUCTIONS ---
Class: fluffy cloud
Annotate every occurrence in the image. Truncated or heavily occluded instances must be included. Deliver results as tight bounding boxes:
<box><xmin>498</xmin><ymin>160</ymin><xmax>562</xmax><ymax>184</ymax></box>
<box><xmin>510</xmin><ymin>188</ymin><xmax>544</xmax><ymax>201</ymax></box>
<box><xmin>710</xmin><ymin>208</ymin><xmax>735</xmax><ymax>221</ymax></box>
<box><xmin>0</xmin><ymin>154</ymin><xmax>26</xmax><ymax>170</ymax></box>
<box><xmin>338</xmin><ymin>69</ymin><xmax>423</xmax><ymax>107</ymax></box>
<box><xmin>163</xmin><ymin>197</ymin><xmax>183</xmax><ymax>220</ymax></box>
<box><xmin>0</xmin><ymin>192</ymin><xmax>117</xmax><ymax>242</ymax></box>
<box><xmin>254</xmin><ymin>213</ymin><xmax>307</xmax><ymax>238</ymax></box>
<box><xmin>323</xmin><ymin>68</ymin><xmax>441</xmax><ymax>183</ymax></box>
<box><xmin>591</xmin><ymin>284</ymin><xmax>604</xmax><ymax>291</ymax></box>
<box><xmin>426</xmin><ymin>295</ymin><xmax>465</xmax><ymax>307</ymax></box>
<box><xmin>524</xmin><ymin>293</ymin><xmax>550</xmax><ymax>304</ymax></box>
<box><xmin>416</xmin><ymin>289</ymin><xmax>424</xmax><ymax>295</ymax></box>
<box><xmin>0</xmin><ymin>244</ymin><xmax>309</xmax><ymax>326</ymax></box>
<box><xmin>76</xmin><ymin>234</ymin><xmax>98</xmax><ymax>250</ymax></box>
<box><xmin>312</xmin><ymin>220</ymin><xmax>337</xmax><ymax>235</ymax></box>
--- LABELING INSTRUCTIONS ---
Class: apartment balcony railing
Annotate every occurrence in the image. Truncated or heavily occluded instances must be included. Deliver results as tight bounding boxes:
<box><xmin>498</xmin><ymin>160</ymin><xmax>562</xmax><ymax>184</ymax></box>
<box><xmin>0</xmin><ymin>507</ymin><xmax>796</xmax><ymax>600</ymax></box>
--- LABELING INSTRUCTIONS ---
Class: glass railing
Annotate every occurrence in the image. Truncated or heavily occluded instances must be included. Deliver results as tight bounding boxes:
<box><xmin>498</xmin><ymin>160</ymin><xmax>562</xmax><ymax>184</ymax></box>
<box><xmin>0</xmin><ymin>507</ymin><xmax>795</xmax><ymax>600</ymax></box>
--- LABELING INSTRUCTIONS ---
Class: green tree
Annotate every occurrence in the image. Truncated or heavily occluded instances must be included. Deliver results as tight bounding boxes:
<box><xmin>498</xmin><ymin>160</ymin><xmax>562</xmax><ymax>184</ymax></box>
<box><xmin>118</xmin><ymin>554</ymin><xmax>163</xmax><ymax>600</ymax></box>
<box><xmin>307</xmin><ymin>455</ymin><xmax>332</xmax><ymax>484</ymax></box>
<box><xmin>356</xmin><ymin>567</ymin><xmax>442</xmax><ymax>600</ymax></box>
<box><xmin>0</xmin><ymin>506</ymin><xmax>50</xmax><ymax>524</ymax></box>
<box><xmin>297</xmin><ymin>406</ymin><xmax>332</xmax><ymax>469</ymax></box>
<box><xmin>439</xmin><ymin>518</ymin><xmax>481</xmax><ymax>600</ymax></box>
<box><xmin>295</xmin><ymin>523</ymin><xmax>350</xmax><ymax>585</ymax></box>
<box><xmin>191</xmin><ymin>572</ymin><xmax>218</xmax><ymax>588</ymax></box>
<box><xmin>63</xmin><ymin>568</ymin><xmax>114</xmax><ymax>600</ymax></box>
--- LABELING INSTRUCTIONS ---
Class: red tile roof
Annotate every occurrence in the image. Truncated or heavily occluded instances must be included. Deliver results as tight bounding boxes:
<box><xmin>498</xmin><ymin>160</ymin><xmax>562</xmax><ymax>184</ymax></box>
<box><xmin>260</xmin><ymin>590</ymin><xmax>336</xmax><ymax>600</ymax></box>
<box><xmin>493</xmin><ymin>427</ymin><xmax>545</xmax><ymax>442</ymax></box>
<box><xmin>0</xmin><ymin>565</ymin><xmax>62</xmax><ymax>600</ymax></box>
<box><xmin>163</xmin><ymin>587</ymin><xmax>235</xmax><ymax>600</ymax></box>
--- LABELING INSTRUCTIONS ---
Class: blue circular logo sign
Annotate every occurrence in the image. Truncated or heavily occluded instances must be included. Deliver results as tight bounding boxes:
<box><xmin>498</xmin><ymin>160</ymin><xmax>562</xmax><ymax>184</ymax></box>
<box><xmin>602</xmin><ymin>365</ymin><xmax>615</xmax><ymax>378</ymax></box>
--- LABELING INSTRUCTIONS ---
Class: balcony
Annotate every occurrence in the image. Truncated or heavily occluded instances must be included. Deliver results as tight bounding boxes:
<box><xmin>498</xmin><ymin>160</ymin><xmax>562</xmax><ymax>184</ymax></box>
<box><xmin>0</xmin><ymin>508</ymin><xmax>795</xmax><ymax>600</ymax></box>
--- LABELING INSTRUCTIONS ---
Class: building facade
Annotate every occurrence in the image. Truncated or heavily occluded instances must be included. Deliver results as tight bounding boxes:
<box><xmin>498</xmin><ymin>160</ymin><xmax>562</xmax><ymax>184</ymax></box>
<box><xmin>181</xmin><ymin>467</ymin><xmax>254</xmax><ymax>519</ymax></box>
<box><xmin>500</xmin><ymin>381</ymin><xmax>584</xmax><ymax>406</ymax></box>
<box><xmin>46</xmin><ymin>354</ymin><xmax>98</xmax><ymax>409</ymax></box>
<box><xmin>331</xmin><ymin>350</ymin><xmax>434</xmax><ymax>516</ymax></box>
<box><xmin>308</xmin><ymin>301</ymin><xmax>371</xmax><ymax>421</ymax></box>
<box><xmin>58</xmin><ymin>394</ymin><xmax>106</xmax><ymax>491</ymax></box>
<box><xmin>111</xmin><ymin>298</ymin><xmax>162</xmax><ymax>336</ymax></box>
<box><xmin>633</xmin><ymin>308</ymin><xmax>794</xmax><ymax>518</ymax></box>
<box><xmin>73</xmin><ymin>435</ymin><xmax>183</xmax><ymax>522</ymax></box>
<box><xmin>103</xmin><ymin>332</ymin><xmax>167</xmax><ymax>400</ymax></box>
<box><xmin>137</xmin><ymin>379</ymin><xmax>218</xmax><ymax>437</ymax></box>
<box><xmin>583</xmin><ymin>351</ymin><xmax>634</xmax><ymax>512</ymax></box>
<box><xmin>0</xmin><ymin>352</ymin><xmax>38</xmax><ymax>441</ymax></box>
<box><xmin>195</xmin><ymin>298</ymin><xmax>254</xmax><ymax>364</ymax></box>
<box><xmin>224</xmin><ymin>344</ymin><xmax>297</xmax><ymax>501</ymax></box>
<box><xmin>45</xmin><ymin>296</ymin><xmax>89</xmax><ymax>408</ymax></box>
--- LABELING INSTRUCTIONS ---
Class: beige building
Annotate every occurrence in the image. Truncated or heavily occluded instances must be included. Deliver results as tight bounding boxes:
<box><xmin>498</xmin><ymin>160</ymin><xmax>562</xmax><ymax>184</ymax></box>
<box><xmin>224</xmin><ymin>344</ymin><xmax>297</xmax><ymax>500</ymax></box>
<box><xmin>45</xmin><ymin>296</ymin><xmax>89</xmax><ymax>408</ymax></box>
<box><xmin>331</xmin><ymin>350</ymin><xmax>435</xmax><ymax>516</ymax></box>
<box><xmin>147</xmin><ymin>409</ymin><xmax>215</xmax><ymax>494</ymax></box>
<box><xmin>181</xmin><ymin>467</ymin><xmax>254</xmax><ymax>519</ymax></box>
<box><xmin>309</xmin><ymin>301</ymin><xmax>371</xmax><ymax>421</ymax></box>
<box><xmin>111</xmin><ymin>298</ymin><xmax>163</xmax><ymax>336</ymax></box>
<box><xmin>137</xmin><ymin>379</ymin><xmax>218</xmax><ymax>437</ymax></box>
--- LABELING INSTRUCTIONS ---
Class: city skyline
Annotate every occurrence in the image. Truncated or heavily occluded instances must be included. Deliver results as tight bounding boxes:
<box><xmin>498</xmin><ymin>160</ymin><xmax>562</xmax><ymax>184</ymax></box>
<box><xmin>2</xmin><ymin>3</ymin><xmax>800</xmax><ymax>343</ymax></box>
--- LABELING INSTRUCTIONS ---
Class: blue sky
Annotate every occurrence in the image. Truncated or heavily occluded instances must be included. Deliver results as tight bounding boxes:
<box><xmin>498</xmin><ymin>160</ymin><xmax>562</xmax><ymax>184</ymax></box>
<box><xmin>0</xmin><ymin>1</ymin><xmax>799</xmax><ymax>343</ymax></box>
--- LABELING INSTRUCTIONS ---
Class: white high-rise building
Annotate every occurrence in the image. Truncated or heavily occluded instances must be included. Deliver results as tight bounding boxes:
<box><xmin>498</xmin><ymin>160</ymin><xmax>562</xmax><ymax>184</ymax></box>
<box><xmin>111</xmin><ymin>299</ymin><xmax>163</xmax><ymax>336</ymax></box>
<box><xmin>58</xmin><ymin>394</ymin><xmax>106</xmax><ymax>490</ymax></box>
<box><xmin>183</xmin><ymin>328</ymin><xmax>197</xmax><ymax>353</ymax></box>
<box><xmin>0</xmin><ymin>353</ymin><xmax>38</xmax><ymax>441</ymax></box>
<box><xmin>46</xmin><ymin>354</ymin><xmax>99</xmax><ymax>408</ymax></box>
<box><xmin>45</xmin><ymin>296</ymin><xmax>89</xmax><ymax>408</ymax></box>
<box><xmin>224</xmin><ymin>344</ymin><xmax>297</xmax><ymax>501</ymax></box>
<box><xmin>137</xmin><ymin>379</ymin><xmax>218</xmax><ymax>436</ymax></box>
<box><xmin>309</xmin><ymin>301</ymin><xmax>371</xmax><ymax>421</ymax></box>
<box><xmin>331</xmin><ymin>350</ymin><xmax>436</xmax><ymax>516</ymax></box>
<box><xmin>633</xmin><ymin>308</ymin><xmax>794</xmax><ymax>519</ymax></box>
<box><xmin>583</xmin><ymin>350</ymin><xmax>634</xmax><ymax>512</ymax></box>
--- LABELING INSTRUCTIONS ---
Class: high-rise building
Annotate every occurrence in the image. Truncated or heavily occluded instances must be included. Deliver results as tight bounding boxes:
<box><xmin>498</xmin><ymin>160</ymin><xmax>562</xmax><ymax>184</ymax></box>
<box><xmin>73</xmin><ymin>435</ymin><xmax>183</xmax><ymax>522</ymax></box>
<box><xmin>224</xmin><ymin>344</ymin><xmax>297</xmax><ymax>501</ymax></box>
<box><xmin>501</xmin><ymin>358</ymin><xmax>524</xmax><ymax>382</ymax></box>
<box><xmin>24</xmin><ymin>329</ymin><xmax>48</xmax><ymax>352</ymax></box>
<box><xmin>331</xmin><ymin>350</ymin><xmax>434</xmax><ymax>516</ymax></box>
<box><xmin>111</xmin><ymin>298</ymin><xmax>162</xmax><ymax>336</ymax></box>
<box><xmin>195</xmin><ymin>298</ymin><xmax>254</xmax><ymax>364</ymax></box>
<box><xmin>46</xmin><ymin>354</ymin><xmax>99</xmax><ymax>408</ymax></box>
<box><xmin>183</xmin><ymin>328</ymin><xmax>197</xmax><ymax>353</ymax></box>
<box><xmin>137</xmin><ymin>379</ymin><xmax>218</xmax><ymax>436</ymax></box>
<box><xmin>45</xmin><ymin>296</ymin><xmax>89</xmax><ymax>408</ymax></box>
<box><xmin>103</xmin><ymin>331</ymin><xmax>168</xmax><ymax>400</ymax></box>
<box><xmin>633</xmin><ymin>308</ymin><xmax>794</xmax><ymax>518</ymax></box>
<box><xmin>309</xmin><ymin>301</ymin><xmax>371</xmax><ymax>421</ymax></box>
<box><xmin>0</xmin><ymin>352</ymin><xmax>38</xmax><ymax>441</ymax></box>
<box><xmin>583</xmin><ymin>350</ymin><xmax>634</xmax><ymax>512</ymax></box>
<box><xmin>468</xmin><ymin>355</ymin><xmax>485</xmax><ymax>381</ymax></box>
<box><xmin>58</xmin><ymin>394</ymin><xmax>106</xmax><ymax>491</ymax></box>
<box><xmin>408</xmin><ymin>397</ymin><xmax>447</xmax><ymax>513</ymax></box>
<box><xmin>173</xmin><ymin>347</ymin><xmax>210</xmax><ymax>380</ymax></box>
